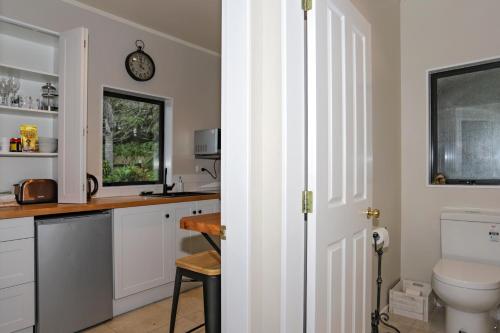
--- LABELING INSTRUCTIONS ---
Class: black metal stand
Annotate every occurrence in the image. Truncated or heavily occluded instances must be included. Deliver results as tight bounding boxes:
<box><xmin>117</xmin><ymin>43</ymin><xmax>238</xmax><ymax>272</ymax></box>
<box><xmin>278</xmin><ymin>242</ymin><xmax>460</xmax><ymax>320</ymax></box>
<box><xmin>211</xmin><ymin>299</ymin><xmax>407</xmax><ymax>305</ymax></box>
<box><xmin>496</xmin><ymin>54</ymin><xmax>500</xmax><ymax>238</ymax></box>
<box><xmin>202</xmin><ymin>233</ymin><xmax>220</xmax><ymax>255</ymax></box>
<box><xmin>371</xmin><ymin>232</ymin><xmax>400</xmax><ymax>333</ymax></box>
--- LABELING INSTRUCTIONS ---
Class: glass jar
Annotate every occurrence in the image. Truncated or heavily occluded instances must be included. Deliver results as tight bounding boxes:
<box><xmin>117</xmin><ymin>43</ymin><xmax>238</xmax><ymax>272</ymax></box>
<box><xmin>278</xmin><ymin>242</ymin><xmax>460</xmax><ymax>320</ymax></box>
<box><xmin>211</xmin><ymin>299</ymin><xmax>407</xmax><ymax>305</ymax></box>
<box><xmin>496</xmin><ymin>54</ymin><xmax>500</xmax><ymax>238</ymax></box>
<box><xmin>41</xmin><ymin>83</ymin><xmax>58</xmax><ymax>111</ymax></box>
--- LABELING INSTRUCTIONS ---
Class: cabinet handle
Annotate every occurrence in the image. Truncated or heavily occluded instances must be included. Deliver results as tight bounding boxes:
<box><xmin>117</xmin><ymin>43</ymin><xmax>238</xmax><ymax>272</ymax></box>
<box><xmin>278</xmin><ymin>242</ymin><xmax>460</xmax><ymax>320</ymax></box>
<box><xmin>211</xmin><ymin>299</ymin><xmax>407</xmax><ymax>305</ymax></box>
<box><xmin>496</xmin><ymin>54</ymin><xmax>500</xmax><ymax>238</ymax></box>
<box><xmin>198</xmin><ymin>210</ymin><xmax>202</xmax><ymax>214</ymax></box>
<box><xmin>192</xmin><ymin>210</ymin><xmax>197</xmax><ymax>215</ymax></box>
<box><xmin>165</xmin><ymin>214</ymin><xmax>170</xmax><ymax>219</ymax></box>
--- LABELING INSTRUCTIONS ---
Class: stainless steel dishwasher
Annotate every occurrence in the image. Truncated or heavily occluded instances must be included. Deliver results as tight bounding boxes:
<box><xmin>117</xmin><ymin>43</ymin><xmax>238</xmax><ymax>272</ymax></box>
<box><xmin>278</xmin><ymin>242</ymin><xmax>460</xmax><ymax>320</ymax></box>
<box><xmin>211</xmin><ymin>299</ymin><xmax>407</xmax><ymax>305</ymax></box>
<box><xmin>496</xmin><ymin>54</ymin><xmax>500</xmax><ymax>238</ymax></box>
<box><xmin>36</xmin><ymin>211</ymin><xmax>113</xmax><ymax>333</ymax></box>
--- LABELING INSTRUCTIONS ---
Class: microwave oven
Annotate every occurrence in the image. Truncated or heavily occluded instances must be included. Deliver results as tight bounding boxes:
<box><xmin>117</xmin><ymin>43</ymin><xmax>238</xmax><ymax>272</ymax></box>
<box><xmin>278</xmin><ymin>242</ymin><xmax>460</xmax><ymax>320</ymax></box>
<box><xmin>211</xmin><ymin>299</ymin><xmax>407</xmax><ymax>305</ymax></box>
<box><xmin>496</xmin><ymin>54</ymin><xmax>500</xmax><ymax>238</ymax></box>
<box><xmin>194</xmin><ymin>128</ymin><xmax>221</xmax><ymax>158</ymax></box>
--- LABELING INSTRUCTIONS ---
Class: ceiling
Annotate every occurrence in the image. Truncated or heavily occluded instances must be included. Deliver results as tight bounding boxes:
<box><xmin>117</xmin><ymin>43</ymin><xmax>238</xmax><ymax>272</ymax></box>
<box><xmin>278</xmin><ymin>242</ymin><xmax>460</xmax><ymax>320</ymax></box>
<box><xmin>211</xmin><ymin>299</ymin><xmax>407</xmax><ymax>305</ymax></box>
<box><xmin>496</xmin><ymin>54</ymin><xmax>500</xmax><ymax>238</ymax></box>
<box><xmin>75</xmin><ymin>0</ymin><xmax>221</xmax><ymax>53</ymax></box>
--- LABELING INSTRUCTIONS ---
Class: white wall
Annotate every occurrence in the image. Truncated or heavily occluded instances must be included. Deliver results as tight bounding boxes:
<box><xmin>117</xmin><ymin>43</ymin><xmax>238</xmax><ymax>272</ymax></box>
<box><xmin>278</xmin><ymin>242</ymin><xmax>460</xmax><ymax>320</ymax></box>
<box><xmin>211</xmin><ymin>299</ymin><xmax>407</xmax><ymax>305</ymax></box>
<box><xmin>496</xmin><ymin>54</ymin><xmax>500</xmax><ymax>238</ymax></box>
<box><xmin>401</xmin><ymin>0</ymin><xmax>500</xmax><ymax>282</ymax></box>
<box><xmin>0</xmin><ymin>0</ymin><xmax>221</xmax><ymax>191</ymax></box>
<box><xmin>351</xmin><ymin>0</ymin><xmax>401</xmax><ymax>308</ymax></box>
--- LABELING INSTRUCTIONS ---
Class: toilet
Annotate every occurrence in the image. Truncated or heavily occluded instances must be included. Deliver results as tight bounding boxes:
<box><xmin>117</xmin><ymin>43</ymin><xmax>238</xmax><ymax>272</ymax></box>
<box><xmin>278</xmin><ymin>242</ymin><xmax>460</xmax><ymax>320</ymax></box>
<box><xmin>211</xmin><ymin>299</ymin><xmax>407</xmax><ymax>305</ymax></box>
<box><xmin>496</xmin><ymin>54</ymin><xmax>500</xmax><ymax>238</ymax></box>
<box><xmin>432</xmin><ymin>210</ymin><xmax>500</xmax><ymax>333</ymax></box>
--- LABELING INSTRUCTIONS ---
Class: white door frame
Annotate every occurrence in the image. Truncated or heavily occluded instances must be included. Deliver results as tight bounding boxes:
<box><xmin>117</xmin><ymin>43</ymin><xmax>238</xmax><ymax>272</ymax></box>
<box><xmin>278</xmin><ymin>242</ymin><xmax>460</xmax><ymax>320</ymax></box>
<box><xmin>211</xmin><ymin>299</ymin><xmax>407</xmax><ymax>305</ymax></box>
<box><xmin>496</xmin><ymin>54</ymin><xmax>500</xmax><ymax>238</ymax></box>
<box><xmin>222</xmin><ymin>0</ymin><xmax>308</xmax><ymax>331</ymax></box>
<box><xmin>221</xmin><ymin>0</ymin><xmax>251</xmax><ymax>332</ymax></box>
<box><xmin>280</xmin><ymin>0</ymin><xmax>308</xmax><ymax>332</ymax></box>
<box><xmin>222</xmin><ymin>0</ymin><xmax>328</xmax><ymax>331</ymax></box>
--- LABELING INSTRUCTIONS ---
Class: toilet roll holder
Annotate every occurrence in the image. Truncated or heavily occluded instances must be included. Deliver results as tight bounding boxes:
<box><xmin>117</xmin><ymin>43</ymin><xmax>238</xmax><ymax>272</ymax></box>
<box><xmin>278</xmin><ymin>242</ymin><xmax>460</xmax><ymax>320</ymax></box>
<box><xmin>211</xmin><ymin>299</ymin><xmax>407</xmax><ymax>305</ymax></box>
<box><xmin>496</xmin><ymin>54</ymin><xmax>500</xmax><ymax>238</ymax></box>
<box><xmin>371</xmin><ymin>231</ymin><xmax>400</xmax><ymax>333</ymax></box>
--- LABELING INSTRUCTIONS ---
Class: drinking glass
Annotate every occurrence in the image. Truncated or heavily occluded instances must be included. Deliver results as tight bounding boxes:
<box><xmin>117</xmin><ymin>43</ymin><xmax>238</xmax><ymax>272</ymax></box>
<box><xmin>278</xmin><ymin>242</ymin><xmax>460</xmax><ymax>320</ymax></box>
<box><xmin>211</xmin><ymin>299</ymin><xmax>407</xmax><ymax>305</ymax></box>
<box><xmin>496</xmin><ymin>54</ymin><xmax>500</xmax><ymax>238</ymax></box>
<box><xmin>0</xmin><ymin>78</ymin><xmax>7</xmax><ymax>105</ymax></box>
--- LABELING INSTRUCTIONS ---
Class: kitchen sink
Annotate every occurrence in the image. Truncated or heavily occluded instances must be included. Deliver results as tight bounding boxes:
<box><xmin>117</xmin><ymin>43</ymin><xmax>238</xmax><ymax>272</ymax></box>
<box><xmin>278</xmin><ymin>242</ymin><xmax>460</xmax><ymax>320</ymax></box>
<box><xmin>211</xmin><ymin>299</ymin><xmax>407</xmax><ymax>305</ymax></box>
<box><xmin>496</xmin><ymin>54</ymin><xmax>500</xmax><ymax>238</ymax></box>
<box><xmin>143</xmin><ymin>191</ymin><xmax>215</xmax><ymax>198</ymax></box>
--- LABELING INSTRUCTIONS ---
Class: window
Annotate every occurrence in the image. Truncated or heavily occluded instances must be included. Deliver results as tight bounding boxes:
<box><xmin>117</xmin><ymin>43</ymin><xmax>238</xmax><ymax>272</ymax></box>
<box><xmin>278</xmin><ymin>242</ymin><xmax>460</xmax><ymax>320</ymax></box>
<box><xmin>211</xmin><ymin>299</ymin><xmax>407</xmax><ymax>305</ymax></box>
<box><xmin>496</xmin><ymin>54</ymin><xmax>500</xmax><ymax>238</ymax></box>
<box><xmin>430</xmin><ymin>60</ymin><xmax>500</xmax><ymax>185</ymax></box>
<box><xmin>102</xmin><ymin>90</ymin><xmax>164</xmax><ymax>186</ymax></box>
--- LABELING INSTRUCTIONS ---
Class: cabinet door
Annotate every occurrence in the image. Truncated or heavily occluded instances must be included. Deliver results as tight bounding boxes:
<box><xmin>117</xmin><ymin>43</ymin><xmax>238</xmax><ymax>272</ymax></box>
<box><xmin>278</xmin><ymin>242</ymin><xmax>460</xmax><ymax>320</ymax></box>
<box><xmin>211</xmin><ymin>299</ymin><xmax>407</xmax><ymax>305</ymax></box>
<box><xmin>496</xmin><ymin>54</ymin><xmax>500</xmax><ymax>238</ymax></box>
<box><xmin>191</xmin><ymin>200</ymin><xmax>221</xmax><ymax>254</ymax></box>
<box><xmin>113</xmin><ymin>205</ymin><xmax>175</xmax><ymax>299</ymax></box>
<box><xmin>196</xmin><ymin>199</ymin><xmax>220</xmax><ymax>215</ymax></box>
<box><xmin>0</xmin><ymin>282</ymin><xmax>35</xmax><ymax>333</ymax></box>
<box><xmin>174</xmin><ymin>202</ymin><xmax>197</xmax><ymax>260</ymax></box>
<box><xmin>0</xmin><ymin>239</ymin><xmax>34</xmax><ymax>290</ymax></box>
<box><xmin>58</xmin><ymin>27</ymin><xmax>88</xmax><ymax>203</ymax></box>
<box><xmin>162</xmin><ymin>205</ymin><xmax>176</xmax><ymax>283</ymax></box>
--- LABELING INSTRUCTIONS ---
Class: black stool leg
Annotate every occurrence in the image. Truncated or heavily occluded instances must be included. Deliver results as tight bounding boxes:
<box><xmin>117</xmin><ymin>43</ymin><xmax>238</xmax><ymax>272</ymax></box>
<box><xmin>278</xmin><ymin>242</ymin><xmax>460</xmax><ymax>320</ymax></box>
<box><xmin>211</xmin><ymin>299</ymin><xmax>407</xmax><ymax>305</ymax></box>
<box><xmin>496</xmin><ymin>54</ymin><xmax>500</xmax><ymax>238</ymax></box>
<box><xmin>169</xmin><ymin>268</ymin><xmax>183</xmax><ymax>333</ymax></box>
<box><xmin>203</xmin><ymin>275</ymin><xmax>221</xmax><ymax>333</ymax></box>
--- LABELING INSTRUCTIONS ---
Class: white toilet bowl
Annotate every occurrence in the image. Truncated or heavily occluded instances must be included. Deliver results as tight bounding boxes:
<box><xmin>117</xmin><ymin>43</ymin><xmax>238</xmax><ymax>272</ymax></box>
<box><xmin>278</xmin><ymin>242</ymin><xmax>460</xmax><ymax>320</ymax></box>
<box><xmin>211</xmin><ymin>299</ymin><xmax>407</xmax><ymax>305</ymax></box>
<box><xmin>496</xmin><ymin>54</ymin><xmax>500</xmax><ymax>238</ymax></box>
<box><xmin>432</xmin><ymin>258</ymin><xmax>500</xmax><ymax>333</ymax></box>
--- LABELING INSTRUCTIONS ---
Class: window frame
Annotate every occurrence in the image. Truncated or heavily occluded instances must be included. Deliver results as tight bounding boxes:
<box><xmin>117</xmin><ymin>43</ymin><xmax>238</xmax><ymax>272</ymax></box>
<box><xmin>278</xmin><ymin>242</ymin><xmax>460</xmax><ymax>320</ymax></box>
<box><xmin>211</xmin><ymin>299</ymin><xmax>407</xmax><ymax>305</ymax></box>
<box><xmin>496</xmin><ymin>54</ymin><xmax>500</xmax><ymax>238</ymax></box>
<box><xmin>102</xmin><ymin>90</ymin><xmax>165</xmax><ymax>187</ymax></box>
<box><xmin>429</xmin><ymin>59</ymin><xmax>500</xmax><ymax>186</ymax></box>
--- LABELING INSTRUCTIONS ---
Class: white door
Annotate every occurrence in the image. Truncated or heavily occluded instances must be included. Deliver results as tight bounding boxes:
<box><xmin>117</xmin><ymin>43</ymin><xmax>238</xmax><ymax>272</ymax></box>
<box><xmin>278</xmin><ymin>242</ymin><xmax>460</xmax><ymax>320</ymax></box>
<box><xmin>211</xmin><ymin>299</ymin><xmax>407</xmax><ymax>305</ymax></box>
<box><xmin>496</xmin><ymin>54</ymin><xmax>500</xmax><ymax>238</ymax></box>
<box><xmin>58</xmin><ymin>27</ymin><xmax>88</xmax><ymax>203</ymax></box>
<box><xmin>307</xmin><ymin>0</ymin><xmax>373</xmax><ymax>331</ymax></box>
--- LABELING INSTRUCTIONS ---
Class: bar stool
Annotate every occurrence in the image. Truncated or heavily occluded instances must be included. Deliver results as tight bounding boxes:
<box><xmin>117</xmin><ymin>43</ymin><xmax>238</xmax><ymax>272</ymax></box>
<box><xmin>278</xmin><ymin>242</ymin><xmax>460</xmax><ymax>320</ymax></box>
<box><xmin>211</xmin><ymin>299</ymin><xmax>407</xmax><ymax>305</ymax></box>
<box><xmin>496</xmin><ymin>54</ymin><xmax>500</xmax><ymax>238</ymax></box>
<box><xmin>169</xmin><ymin>250</ymin><xmax>221</xmax><ymax>333</ymax></box>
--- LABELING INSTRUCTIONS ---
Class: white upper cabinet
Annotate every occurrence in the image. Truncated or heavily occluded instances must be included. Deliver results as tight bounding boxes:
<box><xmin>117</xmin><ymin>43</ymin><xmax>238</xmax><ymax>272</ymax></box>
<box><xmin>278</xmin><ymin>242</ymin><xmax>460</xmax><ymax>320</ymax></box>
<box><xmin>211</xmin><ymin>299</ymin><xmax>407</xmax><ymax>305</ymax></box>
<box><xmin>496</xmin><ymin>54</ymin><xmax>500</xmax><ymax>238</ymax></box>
<box><xmin>58</xmin><ymin>27</ymin><xmax>88</xmax><ymax>203</ymax></box>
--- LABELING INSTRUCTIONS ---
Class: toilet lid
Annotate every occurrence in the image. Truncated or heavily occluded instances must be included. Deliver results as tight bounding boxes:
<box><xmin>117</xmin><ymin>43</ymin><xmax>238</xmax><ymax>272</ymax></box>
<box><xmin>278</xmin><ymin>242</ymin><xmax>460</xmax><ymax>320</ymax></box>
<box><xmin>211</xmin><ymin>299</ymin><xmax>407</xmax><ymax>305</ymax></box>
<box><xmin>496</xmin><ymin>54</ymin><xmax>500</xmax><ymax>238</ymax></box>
<box><xmin>433</xmin><ymin>258</ymin><xmax>500</xmax><ymax>290</ymax></box>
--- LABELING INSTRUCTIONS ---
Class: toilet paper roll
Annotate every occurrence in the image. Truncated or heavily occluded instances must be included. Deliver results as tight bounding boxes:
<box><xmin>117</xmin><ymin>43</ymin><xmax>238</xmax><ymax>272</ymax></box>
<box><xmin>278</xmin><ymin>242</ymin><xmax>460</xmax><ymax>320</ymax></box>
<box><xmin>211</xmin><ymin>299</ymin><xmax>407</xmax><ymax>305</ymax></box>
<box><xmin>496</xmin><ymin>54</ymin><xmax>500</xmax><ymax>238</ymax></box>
<box><xmin>372</xmin><ymin>227</ymin><xmax>390</xmax><ymax>249</ymax></box>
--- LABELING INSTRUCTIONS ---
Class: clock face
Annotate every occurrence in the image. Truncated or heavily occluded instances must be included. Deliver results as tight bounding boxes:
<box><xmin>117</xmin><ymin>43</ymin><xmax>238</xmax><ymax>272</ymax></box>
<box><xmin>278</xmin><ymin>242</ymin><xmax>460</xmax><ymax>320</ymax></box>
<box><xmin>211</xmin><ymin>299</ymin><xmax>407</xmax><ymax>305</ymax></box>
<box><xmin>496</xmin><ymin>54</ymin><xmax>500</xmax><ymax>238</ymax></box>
<box><xmin>126</xmin><ymin>51</ymin><xmax>155</xmax><ymax>81</ymax></box>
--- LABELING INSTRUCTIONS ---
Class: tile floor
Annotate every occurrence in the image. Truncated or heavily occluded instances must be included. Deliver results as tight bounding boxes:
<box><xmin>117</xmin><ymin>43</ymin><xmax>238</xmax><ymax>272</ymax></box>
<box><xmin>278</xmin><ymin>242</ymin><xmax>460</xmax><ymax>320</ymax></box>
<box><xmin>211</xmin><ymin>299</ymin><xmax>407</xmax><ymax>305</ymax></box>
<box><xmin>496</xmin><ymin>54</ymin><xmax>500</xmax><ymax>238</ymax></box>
<box><xmin>380</xmin><ymin>307</ymin><xmax>445</xmax><ymax>333</ymax></box>
<box><xmin>84</xmin><ymin>290</ymin><xmax>495</xmax><ymax>333</ymax></box>
<box><xmin>84</xmin><ymin>287</ymin><xmax>206</xmax><ymax>333</ymax></box>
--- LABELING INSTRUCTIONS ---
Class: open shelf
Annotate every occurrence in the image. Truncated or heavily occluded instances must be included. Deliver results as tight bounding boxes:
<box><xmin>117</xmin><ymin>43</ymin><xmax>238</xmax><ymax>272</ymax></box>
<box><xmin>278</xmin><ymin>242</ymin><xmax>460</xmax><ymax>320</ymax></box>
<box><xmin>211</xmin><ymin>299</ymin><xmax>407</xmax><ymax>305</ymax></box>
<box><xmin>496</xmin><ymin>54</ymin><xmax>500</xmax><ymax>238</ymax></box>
<box><xmin>0</xmin><ymin>152</ymin><xmax>57</xmax><ymax>157</ymax></box>
<box><xmin>0</xmin><ymin>105</ymin><xmax>58</xmax><ymax>117</ymax></box>
<box><xmin>0</xmin><ymin>63</ymin><xmax>58</xmax><ymax>83</ymax></box>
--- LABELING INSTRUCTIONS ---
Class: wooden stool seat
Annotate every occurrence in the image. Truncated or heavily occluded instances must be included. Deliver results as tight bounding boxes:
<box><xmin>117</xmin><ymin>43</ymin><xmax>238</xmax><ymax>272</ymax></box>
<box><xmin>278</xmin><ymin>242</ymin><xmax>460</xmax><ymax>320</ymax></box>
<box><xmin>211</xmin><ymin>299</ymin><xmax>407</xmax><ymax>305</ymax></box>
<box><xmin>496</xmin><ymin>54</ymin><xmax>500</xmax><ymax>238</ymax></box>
<box><xmin>175</xmin><ymin>250</ymin><xmax>221</xmax><ymax>276</ymax></box>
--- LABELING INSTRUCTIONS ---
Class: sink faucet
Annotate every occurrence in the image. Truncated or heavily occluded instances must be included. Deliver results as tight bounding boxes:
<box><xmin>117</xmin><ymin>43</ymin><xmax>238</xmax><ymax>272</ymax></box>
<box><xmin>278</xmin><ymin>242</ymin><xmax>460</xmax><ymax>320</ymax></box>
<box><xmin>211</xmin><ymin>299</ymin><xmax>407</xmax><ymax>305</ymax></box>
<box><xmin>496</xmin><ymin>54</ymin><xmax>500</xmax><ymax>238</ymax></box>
<box><xmin>163</xmin><ymin>168</ymin><xmax>175</xmax><ymax>194</ymax></box>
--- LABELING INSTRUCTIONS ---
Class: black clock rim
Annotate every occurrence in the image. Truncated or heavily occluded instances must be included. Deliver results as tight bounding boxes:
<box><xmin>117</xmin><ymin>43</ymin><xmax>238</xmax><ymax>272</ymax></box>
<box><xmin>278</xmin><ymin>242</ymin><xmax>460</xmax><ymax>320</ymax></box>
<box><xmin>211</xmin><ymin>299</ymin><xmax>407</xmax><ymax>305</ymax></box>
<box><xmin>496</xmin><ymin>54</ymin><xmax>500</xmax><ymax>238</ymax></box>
<box><xmin>125</xmin><ymin>50</ymin><xmax>156</xmax><ymax>82</ymax></box>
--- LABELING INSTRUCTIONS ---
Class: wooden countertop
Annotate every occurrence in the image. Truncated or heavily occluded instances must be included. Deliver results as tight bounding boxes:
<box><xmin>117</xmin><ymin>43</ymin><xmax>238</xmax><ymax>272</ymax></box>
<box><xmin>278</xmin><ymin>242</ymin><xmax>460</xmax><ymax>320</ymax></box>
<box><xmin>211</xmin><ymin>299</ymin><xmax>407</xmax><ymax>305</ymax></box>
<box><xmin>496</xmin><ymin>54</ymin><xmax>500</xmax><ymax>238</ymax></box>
<box><xmin>0</xmin><ymin>194</ymin><xmax>220</xmax><ymax>220</ymax></box>
<box><xmin>180</xmin><ymin>213</ymin><xmax>221</xmax><ymax>236</ymax></box>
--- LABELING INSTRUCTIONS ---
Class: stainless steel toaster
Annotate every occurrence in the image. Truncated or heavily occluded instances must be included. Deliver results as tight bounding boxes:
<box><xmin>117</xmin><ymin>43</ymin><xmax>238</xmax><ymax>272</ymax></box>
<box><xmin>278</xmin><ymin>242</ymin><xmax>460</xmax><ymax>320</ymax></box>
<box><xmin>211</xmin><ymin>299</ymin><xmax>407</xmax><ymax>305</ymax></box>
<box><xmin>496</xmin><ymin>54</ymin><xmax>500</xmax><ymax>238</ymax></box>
<box><xmin>14</xmin><ymin>179</ymin><xmax>58</xmax><ymax>205</ymax></box>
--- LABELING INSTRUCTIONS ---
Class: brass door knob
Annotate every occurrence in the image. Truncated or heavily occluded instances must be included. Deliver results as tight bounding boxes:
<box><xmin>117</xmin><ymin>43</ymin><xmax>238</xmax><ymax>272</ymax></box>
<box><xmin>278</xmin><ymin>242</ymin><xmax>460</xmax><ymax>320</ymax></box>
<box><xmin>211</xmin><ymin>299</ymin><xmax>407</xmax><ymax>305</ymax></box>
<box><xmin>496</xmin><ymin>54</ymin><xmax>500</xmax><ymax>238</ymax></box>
<box><xmin>365</xmin><ymin>207</ymin><xmax>380</xmax><ymax>219</ymax></box>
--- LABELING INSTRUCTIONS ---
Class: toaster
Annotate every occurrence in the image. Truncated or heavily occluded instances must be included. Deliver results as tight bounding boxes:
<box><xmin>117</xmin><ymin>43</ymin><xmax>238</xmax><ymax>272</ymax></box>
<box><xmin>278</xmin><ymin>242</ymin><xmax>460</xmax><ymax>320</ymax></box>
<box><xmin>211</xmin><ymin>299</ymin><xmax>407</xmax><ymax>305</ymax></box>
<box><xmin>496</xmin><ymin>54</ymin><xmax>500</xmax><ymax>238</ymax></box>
<box><xmin>14</xmin><ymin>179</ymin><xmax>58</xmax><ymax>205</ymax></box>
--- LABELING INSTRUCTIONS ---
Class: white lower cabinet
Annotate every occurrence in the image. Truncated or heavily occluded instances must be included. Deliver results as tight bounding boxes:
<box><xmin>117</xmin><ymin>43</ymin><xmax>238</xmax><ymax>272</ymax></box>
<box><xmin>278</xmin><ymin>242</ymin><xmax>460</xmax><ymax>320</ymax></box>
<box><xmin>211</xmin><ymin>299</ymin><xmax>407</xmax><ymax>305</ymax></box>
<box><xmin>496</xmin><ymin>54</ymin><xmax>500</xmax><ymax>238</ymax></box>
<box><xmin>174</xmin><ymin>202</ymin><xmax>197</xmax><ymax>260</ymax></box>
<box><xmin>175</xmin><ymin>199</ymin><xmax>220</xmax><ymax>259</ymax></box>
<box><xmin>0</xmin><ymin>239</ymin><xmax>34</xmax><ymax>290</ymax></box>
<box><xmin>112</xmin><ymin>199</ymin><xmax>220</xmax><ymax>312</ymax></box>
<box><xmin>113</xmin><ymin>204</ymin><xmax>176</xmax><ymax>299</ymax></box>
<box><xmin>0</xmin><ymin>217</ymin><xmax>35</xmax><ymax>333</ymax></box>
<box><xmin>0</xmin><ymin>283</ymin><xmax>35</xmax><ymax>333</ymax></box>
<box><xmin>191</xmin><ymin>200</ymin><xmax>220</xmax><ymax>254</ymax></box>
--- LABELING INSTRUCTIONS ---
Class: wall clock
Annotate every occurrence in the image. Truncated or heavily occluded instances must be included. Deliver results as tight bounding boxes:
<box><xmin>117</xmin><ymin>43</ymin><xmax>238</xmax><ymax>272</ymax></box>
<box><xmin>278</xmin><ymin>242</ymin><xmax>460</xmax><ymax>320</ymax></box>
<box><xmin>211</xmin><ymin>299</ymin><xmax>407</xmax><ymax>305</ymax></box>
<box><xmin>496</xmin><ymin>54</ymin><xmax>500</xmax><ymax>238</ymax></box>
<box><xmin>125</xmin><ymin>40</ymin><xmax>155</xmax><ymax>81</ymax></box>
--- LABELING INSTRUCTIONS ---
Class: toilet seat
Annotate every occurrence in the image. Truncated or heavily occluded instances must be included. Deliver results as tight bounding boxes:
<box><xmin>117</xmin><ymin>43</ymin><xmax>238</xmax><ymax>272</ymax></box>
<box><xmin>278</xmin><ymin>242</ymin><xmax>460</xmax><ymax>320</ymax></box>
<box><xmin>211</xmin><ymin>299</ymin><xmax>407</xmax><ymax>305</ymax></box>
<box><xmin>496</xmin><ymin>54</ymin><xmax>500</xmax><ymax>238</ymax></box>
<box><xmin>433</xmin><ymin>258</ymin><xmax>500</xmax><ymax>290</ymax></box>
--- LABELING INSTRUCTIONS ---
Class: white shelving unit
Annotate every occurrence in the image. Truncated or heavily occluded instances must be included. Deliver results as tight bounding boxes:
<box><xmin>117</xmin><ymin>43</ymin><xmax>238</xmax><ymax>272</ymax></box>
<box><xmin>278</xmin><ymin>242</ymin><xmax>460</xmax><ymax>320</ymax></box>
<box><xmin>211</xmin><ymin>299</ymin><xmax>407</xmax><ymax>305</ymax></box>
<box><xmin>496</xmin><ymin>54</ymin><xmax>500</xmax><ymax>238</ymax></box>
<box><xmin>0</xmin><ymin>105</ymin><xmax>58</xmax><ymax>117</ymax></box>
<box><xmin>0</xmin><ymin>63</ymin><xmax>58</xmax><ymax>83</ymax></box>
<box><xmin>0</xmin><ymin>19</ymin><xmax>60</xmax><ymax>196</ymax></box>
<box><xmin>0</xmin><ymin>152</ymin><xmax>57</xmax><ymax>157</ymax></box>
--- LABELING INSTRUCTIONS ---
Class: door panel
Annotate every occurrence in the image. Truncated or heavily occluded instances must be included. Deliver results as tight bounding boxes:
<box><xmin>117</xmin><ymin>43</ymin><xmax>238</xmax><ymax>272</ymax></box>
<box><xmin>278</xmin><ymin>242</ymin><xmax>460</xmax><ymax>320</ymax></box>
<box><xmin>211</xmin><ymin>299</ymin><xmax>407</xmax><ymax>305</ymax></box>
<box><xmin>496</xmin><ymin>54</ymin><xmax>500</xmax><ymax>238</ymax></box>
<box><xmin>352</xmin><ymin>28</ymin><xmax>368</xmax><ymax>202</ymax></box>
<box><xmin>352</xmin><ymin>229</ymin><xmax>368</xmax><ymax>332</ymax></box>
<box><xmin>58</xmin><ymin>27</ymin><xmax>88</xmax><ymax>203</ymax></box>
<box><xmin>113</xmin><ymin>205</ymin><xmax>173</xmax><ymax>299</ymax></box>
<box><xmin>192</xmin><ymin>200</ymin><xmax>220</xmax><ymax>254</ymax></box>
<box><xmin>308</xmin><ymin>0</ymin><xmax>372</xmax><ymax>331</ymax></box>
<box><xmin>326</xmin><ymin>239</ymin><xmax>346</xmax><ymax>333</ymax></box>
<box><xmin>174</xmin><ymin>202</ymin><xmax>196</xmax><ymax>259</ymax></box>
<box><xmin>327</xmin><ymin>6</ymin><xmax>347</xmax><ymax>207</ymax></box>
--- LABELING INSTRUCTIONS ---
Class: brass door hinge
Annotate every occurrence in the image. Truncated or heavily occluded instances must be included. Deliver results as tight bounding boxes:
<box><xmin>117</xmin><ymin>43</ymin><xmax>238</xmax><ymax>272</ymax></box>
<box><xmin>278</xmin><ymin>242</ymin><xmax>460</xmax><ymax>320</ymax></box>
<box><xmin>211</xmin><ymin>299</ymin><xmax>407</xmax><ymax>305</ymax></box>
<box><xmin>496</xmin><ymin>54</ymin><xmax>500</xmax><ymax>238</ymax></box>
<box><xmin>302</xmin><ymin>0</ymin><xmax>312</xmax><ymax>11</ymax></box>
<box><xmin>302</xmin><ymin>190</ymin><xmax>313</xmax><ymax>214</ymax></box>
<box><xmin>220</xmin><ymin>225</ymin><xmax>227</xmax><ymax>240</ymax></box>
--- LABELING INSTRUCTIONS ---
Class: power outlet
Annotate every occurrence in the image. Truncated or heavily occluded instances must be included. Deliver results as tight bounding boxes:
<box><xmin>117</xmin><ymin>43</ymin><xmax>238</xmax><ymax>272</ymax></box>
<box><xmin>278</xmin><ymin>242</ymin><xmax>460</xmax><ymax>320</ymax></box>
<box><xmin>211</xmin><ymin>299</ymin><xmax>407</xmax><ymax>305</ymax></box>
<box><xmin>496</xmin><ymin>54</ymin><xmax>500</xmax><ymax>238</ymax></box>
<box><xmin>195</xmin><ymin>165</ymin><xmax>201</xmax><ymax>173</ymax></box>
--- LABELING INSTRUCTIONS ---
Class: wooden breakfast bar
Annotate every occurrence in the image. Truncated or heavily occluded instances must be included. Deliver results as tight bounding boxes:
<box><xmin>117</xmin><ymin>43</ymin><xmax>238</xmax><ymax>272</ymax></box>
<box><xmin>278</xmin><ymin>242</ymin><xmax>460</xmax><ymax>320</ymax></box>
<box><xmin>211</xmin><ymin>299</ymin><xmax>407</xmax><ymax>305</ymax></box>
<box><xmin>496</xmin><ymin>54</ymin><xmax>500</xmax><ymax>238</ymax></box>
<box><xmin>180</xmin><ymin>212</ymin><xmax>221</xmax><ymax>254</ymax></box>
